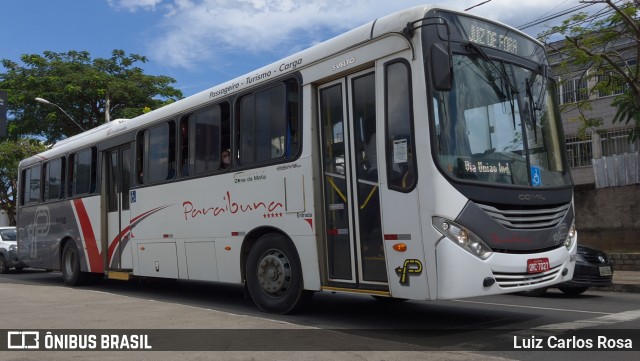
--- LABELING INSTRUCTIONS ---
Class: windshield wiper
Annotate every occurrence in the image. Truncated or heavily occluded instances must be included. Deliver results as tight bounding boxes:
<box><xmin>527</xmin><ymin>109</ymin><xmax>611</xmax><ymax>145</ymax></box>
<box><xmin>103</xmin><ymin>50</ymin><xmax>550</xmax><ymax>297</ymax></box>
<box><xmin>465</xmin><ymin>42</ymin><xmax>519</xmax><ymax>97</ymax></box>
<box><xmin>525</xmin><ymin>78</ymin><xmax>538</xmax><ymax>143</ymax></box>
<box><xmin>466</xmin><ymin>42</ymin><xmax>520</xmax><ymax>130</ymax></box>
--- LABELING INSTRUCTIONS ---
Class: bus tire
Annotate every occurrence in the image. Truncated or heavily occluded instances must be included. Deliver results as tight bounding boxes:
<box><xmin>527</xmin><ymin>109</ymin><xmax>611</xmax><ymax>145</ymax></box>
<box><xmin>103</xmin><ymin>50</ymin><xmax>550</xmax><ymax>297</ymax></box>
<box><xmin>246</xmin><ymin>233</ymin><xmax>309</xmax><ymax>314</ymax></box>
<box><xmin>61</xmin><ymin>241</ymin><xmax>90</xmax><ymax>286</ymax></box>
<box><xmin>559</xmin><ymin>286</ymin><xmax>588</xmax><ymax>296</ymax></box>
<box><xmin>0</xmin><ymin>255</ymin><xmax>8</xmax><ymax>274</ymax></box>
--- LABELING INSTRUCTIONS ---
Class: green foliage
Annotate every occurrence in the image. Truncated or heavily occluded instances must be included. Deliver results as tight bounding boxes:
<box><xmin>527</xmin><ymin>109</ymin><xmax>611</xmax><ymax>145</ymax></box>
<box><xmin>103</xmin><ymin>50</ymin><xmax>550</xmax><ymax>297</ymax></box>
<box><xmin>540</xmin><ymin>0</ymin><xmax>640</xmax><ymax>142</ymax></box>
<box><xmin>0</xmin><ymin>50</ymin><xmax>183</xmax><ymax>143</ymax></box>
<box><xmin>0</xmin><ymin>139</ymin><xmax>47</xmax><ymax>226</ymax></box>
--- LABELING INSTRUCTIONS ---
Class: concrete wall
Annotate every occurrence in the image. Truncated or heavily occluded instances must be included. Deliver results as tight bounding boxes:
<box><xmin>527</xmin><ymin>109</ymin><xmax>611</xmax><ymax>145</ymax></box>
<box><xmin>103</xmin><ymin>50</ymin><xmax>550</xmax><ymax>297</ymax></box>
<box><xmin>574</xmin><ymin>184</ymin><xmax>640</xmax><ymax>252</ymax></box>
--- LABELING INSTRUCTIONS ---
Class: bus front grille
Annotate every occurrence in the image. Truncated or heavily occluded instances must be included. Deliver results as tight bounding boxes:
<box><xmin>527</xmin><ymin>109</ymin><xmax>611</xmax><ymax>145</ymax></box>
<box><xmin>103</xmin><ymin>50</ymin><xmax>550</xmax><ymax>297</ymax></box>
<box><xmin>493</xmin><ymin>266</ymin><xmax>562</xmax><ymax>288</ymax></box>
<box><xmin>477</xmin><ymin>202</ymin><xmax>570</xmax><ymax>230</ymax></box>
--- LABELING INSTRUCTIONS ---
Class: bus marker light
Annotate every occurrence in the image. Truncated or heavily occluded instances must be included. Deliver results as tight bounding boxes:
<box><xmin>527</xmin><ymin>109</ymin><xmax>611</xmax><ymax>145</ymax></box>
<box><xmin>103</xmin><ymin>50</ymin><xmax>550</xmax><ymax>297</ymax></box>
<box><xmin>225</xmin><ymin>246</ymin><xmax>231</xmax><ymax>251</ymax></box>
<box><xmin>393</xmin><ymin>243</ymin><xmax>407</xmax><ymax>252</ymax></box>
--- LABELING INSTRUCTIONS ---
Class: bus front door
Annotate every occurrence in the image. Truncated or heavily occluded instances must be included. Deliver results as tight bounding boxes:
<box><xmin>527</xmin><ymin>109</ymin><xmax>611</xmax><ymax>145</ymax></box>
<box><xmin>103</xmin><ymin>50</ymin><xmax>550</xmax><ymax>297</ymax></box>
<box><xmin>318</xmin><ymin>69</ymin><xmax>388</xmax><ymax>289</ymax></box>
<box><xmin>105</xmin><ymin>145</ymin><xmax>132</xmax><ymax>271</ymax></box>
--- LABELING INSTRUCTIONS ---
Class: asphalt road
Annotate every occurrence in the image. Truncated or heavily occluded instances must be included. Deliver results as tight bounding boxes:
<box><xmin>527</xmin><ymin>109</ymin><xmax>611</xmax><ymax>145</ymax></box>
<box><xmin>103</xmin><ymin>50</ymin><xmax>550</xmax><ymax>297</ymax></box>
<box><xmin>1</xmin><ymin>269</ymin><xmax>639</xmax><ymax>361</ymax></box>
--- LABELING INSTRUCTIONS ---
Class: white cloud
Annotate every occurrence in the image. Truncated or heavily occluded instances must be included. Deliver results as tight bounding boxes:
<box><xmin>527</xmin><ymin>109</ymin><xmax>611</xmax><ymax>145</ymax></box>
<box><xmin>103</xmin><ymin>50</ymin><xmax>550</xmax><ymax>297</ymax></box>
<box><xmin>107</xmin><ymin>0</ymin><xmax>164</xmax><ymax>12</ymax></box>
<box><xmin>107</xmin><ymin>0</ymin><xmax>595</xmax><ymax>69</ymax></box>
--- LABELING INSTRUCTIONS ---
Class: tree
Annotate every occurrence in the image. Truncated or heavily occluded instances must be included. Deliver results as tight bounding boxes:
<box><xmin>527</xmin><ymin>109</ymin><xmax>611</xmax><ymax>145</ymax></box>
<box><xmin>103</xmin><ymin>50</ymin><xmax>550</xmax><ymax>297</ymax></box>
<box><xmin>0</xmin><ymin>139</ymin><xmax>47</xmax><ymax>226</ymax></box>
<box><xmin>540</xmin><ymin>0</ymin><xmax>640</xmax><ymax>141</ymax></box>
<box><xmin>0</xmin><ymin>50</ymin><xmax>183</xmax><ymax>143</ymax></box>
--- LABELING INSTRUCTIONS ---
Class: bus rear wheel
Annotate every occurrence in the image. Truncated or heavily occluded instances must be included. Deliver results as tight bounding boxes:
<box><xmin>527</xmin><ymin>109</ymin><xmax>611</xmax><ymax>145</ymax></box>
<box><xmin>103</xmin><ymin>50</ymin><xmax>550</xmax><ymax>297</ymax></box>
<box><xmin>61</xmin><ymin>241</ymin><xmax>91</xmax><ymax>286</ymax></box>
<box><xmin>246</xmin><ymin>233</ymin><xmax>310</xmax><ymax>314</ymax></box>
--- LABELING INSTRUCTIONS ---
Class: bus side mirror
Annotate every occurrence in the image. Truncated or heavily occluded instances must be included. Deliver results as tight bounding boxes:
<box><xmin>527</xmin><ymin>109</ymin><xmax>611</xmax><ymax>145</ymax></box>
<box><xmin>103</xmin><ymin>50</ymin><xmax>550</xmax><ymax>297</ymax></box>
<box><xmin>431</xmin><ymin>44</ymin><xmax>452</xmax><ymax>91</ymax></box>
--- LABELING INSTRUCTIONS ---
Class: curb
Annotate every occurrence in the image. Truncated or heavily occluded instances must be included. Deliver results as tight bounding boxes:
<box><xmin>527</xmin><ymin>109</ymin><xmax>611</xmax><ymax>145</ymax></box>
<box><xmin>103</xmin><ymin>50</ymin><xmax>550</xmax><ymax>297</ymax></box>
<box><xmin>600</xmin><ymin>284</ymin><xmax>640</xmax><ymax>293</ymax></box>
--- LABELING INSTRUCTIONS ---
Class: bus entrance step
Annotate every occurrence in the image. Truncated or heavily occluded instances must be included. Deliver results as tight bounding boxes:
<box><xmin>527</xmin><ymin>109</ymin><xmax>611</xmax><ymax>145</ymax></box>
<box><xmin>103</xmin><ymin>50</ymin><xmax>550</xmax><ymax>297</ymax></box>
<box><xmin>107</xmin><ymin>271</ymin><xmax>132</xmax><ymax>281</ymax></box>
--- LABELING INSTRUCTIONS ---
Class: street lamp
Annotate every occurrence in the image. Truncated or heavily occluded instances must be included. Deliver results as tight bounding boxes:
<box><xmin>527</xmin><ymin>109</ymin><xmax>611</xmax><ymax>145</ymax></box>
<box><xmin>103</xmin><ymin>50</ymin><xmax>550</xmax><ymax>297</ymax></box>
<box><xmin>35</xmin><ymin>97</ymin><xmax>85</xmax><ymax>132</ymax></box>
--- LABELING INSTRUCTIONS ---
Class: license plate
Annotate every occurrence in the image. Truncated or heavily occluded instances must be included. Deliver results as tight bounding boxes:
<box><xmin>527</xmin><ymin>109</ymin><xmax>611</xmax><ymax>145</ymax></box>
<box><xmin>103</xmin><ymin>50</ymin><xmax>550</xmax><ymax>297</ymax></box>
<box><xmin>599</xmin><ymin>266</ymin><xmax>612</xmax><ymax>276</ymax></box>
<box><xmin>527</xmin><ymin>258</ymin><xmax>550</xmax><ymax>274</ymax></box>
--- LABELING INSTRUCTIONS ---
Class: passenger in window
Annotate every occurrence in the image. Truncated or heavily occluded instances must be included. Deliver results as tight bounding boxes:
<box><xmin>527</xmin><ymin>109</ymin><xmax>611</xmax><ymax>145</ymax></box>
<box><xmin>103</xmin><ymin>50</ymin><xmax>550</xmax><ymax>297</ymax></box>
<box><xmin>221</xmin><ymin>149</ymin><xmax>231</xmax><ymax>169</ymax></box>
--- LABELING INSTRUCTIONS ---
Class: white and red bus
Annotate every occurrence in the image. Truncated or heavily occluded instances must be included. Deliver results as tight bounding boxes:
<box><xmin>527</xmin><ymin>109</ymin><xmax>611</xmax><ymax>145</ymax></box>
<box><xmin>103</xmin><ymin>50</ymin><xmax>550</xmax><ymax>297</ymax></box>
<box><xmin>18</xmin><ymin>5</ymin><xmax>577</xmax><ymax>313</ymax></box>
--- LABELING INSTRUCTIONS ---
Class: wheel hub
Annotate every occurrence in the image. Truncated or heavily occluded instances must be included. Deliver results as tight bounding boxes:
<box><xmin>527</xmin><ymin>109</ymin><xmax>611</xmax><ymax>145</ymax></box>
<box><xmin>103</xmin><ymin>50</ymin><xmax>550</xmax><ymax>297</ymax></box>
<box><xmin>257</xmin><ymin>251</ymin><xmax>291</xmax><ymax>296</ymax></box>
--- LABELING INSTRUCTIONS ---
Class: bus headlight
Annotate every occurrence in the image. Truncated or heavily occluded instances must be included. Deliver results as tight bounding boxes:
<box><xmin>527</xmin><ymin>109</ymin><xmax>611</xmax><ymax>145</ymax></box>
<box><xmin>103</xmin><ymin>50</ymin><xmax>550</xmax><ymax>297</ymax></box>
<box><xmin>433</xmin><ymin>217</ymin><xmax>493</xmax><ymax>260</ymax></box>
<box><xmin>565</xmin><ymin>223</ymin><xmax>576</xmax><ymax>250</ymax></box>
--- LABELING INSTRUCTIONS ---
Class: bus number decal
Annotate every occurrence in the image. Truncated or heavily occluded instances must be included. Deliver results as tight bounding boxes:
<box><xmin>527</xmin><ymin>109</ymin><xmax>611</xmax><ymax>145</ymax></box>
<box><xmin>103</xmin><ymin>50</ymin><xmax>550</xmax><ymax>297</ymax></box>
<box><xmin>332</xmin><ymin>57</ymin><xmax>356</xmax><ymax>71</ymax></box>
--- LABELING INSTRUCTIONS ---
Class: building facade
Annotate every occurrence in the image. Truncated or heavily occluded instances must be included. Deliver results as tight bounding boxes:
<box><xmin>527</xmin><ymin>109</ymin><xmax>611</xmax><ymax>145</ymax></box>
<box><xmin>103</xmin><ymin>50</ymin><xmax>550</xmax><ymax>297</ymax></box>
<box><xmin>547</xmin><ymin>38</ymin><xmax>639</xmax><ymax>185</ymax></box>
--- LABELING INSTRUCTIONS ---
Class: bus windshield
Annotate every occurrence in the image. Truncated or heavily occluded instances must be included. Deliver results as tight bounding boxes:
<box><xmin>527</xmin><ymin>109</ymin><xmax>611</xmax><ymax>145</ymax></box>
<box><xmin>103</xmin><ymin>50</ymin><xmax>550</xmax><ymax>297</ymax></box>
<box><xmin>432</xmin><ymin>54</ymin><xmax>570</xmax><ymax>188</ymax></box>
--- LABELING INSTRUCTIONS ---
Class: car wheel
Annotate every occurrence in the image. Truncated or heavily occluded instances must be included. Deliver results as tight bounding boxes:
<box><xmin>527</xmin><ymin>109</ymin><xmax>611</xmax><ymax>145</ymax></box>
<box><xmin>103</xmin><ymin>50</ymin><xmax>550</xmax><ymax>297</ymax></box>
<box><xmin>245</xmin><ymin>233</ymin><xmax>311</xmax><ymax>314</ymax></box>
<box><xmin>61</xmin><ymin>241</ymin><xmax>91</xmax><ymax>286</ymax></box>
<box><xmin>559</xmin><ymin>287</ymin><xmax>588</xmax><ymax>295</ymax></box>
<box><xmin>0</xmin><ymin>255</ymin><xmax>8</xmax><ymax>274</ymax></box>
<box><xmin>518</xmin><ymin>287</ymin><xmax>548</xmax><ymax>296</ymax></box>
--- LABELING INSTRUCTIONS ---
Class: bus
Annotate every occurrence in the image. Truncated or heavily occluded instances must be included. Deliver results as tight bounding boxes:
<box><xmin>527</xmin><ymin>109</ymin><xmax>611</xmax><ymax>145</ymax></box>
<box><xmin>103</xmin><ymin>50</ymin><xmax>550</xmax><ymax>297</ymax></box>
<box><xmin>17</xmin><ymin>5</ymin><xmax>577</xmax><ymax>314</ymax></box>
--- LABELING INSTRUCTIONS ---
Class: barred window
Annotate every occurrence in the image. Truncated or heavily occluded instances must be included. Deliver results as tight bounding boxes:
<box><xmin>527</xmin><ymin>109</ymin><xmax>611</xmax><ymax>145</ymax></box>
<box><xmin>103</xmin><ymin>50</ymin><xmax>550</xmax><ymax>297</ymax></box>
<box><xmin>565</xmin><ymin>135</ymin><xmax>592</xmax><ymax>168</ymax></box>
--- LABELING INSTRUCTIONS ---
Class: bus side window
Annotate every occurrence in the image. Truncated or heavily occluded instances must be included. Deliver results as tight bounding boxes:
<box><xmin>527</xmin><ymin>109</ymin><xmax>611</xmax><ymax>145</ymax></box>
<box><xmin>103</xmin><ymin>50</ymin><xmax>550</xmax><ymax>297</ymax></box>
<box><xmin>145</xmin><ymin>121</ymin><xmax>176</xmax><ymax>183</ymax></box>
<box><xmin>285</xmin><ymin>78</ymin><xmax>300</xmax><ymax>158</ymax></box>
<box><xmin>74</xmin><ymin>148</ymin><xmax>97</xmax><ymax>195</ymax></box>
<box><xmin>23</xmin><ymin>165</ymin><xmax>42</xmax><ymax>204</ymax></box>
<box><xmin>237</xmin><ymin>78</ymin><xmax>300</xmax><ymax>165</ymax></box>
<box><xmin>67</xmin><ymin>153</ymin><xmax>75</xmax><ymax>197</ymax></box>
<box><xmin>20</xmin><ymin>166</ymin><xmax>40</xmax><ymax>206</ymax></box>
<box><xmin>44</xmin><ymin>157</ymin><xmax>64</xmax><ymax>201</ymax></box>
<box><xmin>179</xmin><ymin>116</ymin><xmax>189</xmax><ymax>176</ymax></box>
<box><xmin>385</xmin><ymin>60</ymin><xmax>417</xmax><ymax>191</ymax></box>
<box><xmin>189</xmin><ymin>105</ymin><xmax>221</xmax><ymax>173</ymax></box>
<box><xmin>136</xmin><ymin>131</ymin><xmax>145</xmax><ymax>184</ymax></box>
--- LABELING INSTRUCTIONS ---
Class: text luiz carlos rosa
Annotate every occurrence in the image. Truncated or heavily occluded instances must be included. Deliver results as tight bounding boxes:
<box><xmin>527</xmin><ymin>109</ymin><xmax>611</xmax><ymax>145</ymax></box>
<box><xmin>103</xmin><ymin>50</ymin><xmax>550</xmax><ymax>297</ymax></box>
<box><xmin>513</xmin><ymin>335</ymin><xmax>633</xmax><ymax>350</ymax></box>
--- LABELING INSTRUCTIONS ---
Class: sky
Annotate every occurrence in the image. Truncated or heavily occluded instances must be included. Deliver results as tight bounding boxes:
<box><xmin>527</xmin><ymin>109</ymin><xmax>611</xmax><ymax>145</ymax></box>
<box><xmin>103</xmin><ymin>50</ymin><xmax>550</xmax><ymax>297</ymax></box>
<box><xmin>0</xmin><ymin>0</ymin><xmax>605</xmax><ymax>97</ymax></box>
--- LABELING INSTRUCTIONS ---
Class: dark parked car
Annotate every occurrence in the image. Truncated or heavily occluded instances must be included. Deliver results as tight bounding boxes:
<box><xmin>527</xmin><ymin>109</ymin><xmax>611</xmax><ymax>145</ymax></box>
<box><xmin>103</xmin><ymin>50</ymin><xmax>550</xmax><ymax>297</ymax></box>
<box><xmin>521</xmin><ymin>244</ymin><xmax>613</xmax><ymax>296</ymax></box>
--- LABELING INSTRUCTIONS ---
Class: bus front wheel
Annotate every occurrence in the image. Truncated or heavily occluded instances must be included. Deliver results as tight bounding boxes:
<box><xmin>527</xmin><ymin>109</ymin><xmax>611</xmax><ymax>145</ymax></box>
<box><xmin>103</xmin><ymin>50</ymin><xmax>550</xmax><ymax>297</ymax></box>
<box><xmin>246</xmin><ymin>233</ymin><xmax>310</xmax><ymax>314</ymax></box>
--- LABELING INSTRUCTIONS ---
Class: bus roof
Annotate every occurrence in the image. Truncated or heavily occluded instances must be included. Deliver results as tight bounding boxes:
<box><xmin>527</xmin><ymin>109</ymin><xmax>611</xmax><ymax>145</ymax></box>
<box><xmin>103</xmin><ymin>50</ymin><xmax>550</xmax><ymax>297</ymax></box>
<box><xmin>20</xmin><ymin>4</ymin><xmax>532</xmax><ymax>167</ymax></box>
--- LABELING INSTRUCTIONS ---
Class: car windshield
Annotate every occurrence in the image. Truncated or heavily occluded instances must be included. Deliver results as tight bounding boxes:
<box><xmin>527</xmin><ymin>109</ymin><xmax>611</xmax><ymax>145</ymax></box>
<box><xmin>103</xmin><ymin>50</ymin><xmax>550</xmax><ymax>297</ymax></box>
<box><xmin>0</xmin><ymin>229</ymin><xmax>17</xmax><ymax>241</ymax></box>
<box><xmin>432</xmin><ymin>54</ymin><xmax>571</xmax><ymax>188</ymax></box>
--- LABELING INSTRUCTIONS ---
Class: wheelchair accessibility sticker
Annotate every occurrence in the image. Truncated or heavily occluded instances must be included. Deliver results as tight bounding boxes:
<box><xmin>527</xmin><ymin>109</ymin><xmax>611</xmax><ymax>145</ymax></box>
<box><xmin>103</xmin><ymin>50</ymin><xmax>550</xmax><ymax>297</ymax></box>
<box><xmin>530</xmin><ymin>166</ymin><xmax>542</xmax><ymax>187</ymax></box>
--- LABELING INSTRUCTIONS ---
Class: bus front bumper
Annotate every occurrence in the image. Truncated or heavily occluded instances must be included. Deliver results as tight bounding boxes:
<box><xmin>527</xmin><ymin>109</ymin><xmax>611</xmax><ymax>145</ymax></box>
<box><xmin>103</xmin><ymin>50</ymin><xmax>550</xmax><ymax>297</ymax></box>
<box><xmin>435</xmin><ymin>237</ymin><xmax>577</xmax><ymax>300</ymax></box>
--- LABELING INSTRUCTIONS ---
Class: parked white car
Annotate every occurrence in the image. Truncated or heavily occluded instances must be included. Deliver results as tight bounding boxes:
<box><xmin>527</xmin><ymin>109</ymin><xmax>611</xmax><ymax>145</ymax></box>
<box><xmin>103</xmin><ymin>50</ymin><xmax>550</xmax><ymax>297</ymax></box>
<box><xmin>0</xmin><ymin>227</ymin><xmax>27</xmax><ymax>273</ymax></box>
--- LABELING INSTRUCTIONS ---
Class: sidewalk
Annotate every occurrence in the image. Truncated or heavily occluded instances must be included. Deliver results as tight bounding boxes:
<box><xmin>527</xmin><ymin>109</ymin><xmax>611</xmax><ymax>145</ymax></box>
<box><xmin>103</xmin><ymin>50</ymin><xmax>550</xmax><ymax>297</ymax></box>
<box><xmin>603</xmin><ymin>270</ymin><xmax>640</xmax><ymax>293</ymax></box>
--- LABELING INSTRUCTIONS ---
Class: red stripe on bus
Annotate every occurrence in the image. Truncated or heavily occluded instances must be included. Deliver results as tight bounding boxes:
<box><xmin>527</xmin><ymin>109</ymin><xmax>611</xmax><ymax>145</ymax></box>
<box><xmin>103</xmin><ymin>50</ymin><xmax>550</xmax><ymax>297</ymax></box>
<box><xmin>72</xmin><ymin>199</ymin><xmax>103</xmax><ymax>272</ymax></box>
<box><xmin>107</xmin><ymin>205</ymin><xmax>171</xmax><ymax>263</ymax></box>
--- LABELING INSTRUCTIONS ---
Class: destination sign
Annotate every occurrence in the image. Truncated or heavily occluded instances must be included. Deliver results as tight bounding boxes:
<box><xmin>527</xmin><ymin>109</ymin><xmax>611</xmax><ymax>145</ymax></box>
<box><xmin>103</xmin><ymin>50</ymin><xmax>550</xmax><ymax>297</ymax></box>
<box><xmin>433</xmin><ymin>11</ymin><xmax>545</xmax><ymax>63</ymax></box>
<box><xmin>468</xmin><ymin>23</ymin><xmax>518</xmax><ymax>54</ymax></box>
